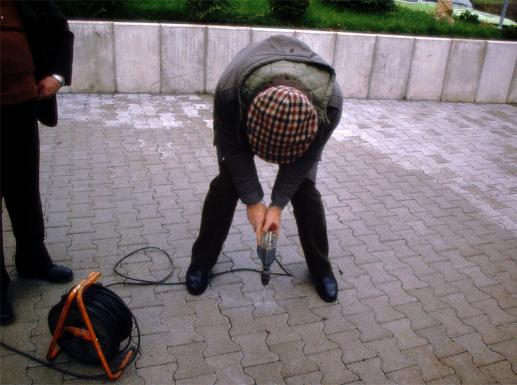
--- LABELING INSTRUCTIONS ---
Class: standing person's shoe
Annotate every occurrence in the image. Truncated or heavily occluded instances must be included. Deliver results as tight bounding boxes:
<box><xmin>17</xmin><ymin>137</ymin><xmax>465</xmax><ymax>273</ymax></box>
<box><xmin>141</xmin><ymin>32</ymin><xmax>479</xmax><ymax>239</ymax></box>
<box><xmin>18</xmin><ymin>264</ymin><xmax>73</xmax><ymax>283</ymax></box>
<box><xmin>313</xmin><ymin>274</ymin><xmax>338</xmax><ymax>303</ymax></box>
<box><xmin>1</xmin><ymin>286</ymin><xmax>14</xmax><ymax>326</ymax></box>
<box><xmin>186</xmin><ymin>265</ymin><xmax>209</xmax><ymax>295</ymax></box>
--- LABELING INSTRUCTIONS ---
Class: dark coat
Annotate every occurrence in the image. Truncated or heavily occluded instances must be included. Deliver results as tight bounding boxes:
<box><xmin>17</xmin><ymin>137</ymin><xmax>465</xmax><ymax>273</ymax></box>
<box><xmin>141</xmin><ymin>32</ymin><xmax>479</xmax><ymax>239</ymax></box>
<box><xmin>16</xmin><ymin>1</ymin><xmax>74</xmax><ymax>127</ymax></box>
<box><xmin>214</xmin><ymin>35</ymin><xmax>343</xmax><ymax>208</ymax></box>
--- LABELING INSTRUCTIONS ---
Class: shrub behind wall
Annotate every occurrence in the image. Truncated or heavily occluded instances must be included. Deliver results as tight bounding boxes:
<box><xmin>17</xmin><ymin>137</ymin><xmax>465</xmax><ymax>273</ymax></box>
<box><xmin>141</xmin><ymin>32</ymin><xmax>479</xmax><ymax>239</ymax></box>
<box><xmin>185</xmin><ymin>0</ymin><xmax>231</xmax><ymax>21</ymax></box>
<box><xmin>322</xmin><ymin>0</ymin><xmax>395</xmax><ymax>13</ymax></box>
<box><xmin>269</xmin><ymin>0</ymin><xmax>310</xmax><ymax>20</ymax></box>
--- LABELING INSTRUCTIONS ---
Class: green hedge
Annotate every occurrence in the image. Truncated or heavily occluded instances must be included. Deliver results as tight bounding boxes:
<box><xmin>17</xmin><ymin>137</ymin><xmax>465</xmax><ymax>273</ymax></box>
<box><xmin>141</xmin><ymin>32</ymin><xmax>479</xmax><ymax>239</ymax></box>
<box><xmin>321</xmin><ymin>0</ymin><xmax>395</xmax><ymax>13</ymax></box>
<box><xmin>55</xmin><ymin>0</ymin><xmax>509</xmax><ymax>41</ymax></box>
<box><xmin>268</xmin><ymin>0</ymin><xmax>310</xmax><ymax>20</ymax></box>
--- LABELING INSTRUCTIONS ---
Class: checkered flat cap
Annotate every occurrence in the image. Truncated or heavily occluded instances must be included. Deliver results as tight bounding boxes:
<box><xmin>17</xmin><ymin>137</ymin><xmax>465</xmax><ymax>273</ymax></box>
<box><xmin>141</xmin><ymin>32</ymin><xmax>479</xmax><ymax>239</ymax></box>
<box><xmin>247</xmin><ymin>85</ymin><xmax>318</xmax><ymax>165</ymax></box>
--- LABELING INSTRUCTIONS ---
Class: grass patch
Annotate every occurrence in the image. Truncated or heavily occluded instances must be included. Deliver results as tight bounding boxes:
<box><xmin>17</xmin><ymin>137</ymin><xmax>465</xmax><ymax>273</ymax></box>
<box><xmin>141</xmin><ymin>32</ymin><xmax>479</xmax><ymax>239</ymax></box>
<box><xmin>57</xmin><ymin>0</ymin><xmax>509</xmax><ymax>40</ymax></box>
<box><xmin>473</xmin><ymin>0</ymin><xmax>506</xmax><ymax>4</ymax></box>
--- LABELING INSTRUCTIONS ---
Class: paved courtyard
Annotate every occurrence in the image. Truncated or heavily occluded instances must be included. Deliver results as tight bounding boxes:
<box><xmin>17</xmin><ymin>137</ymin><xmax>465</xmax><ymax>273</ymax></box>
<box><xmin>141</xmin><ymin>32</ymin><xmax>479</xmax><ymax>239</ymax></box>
<box><xmin>1</xmin><ymin>94</ymin><xmax>517</xmax><ymax>385</ymax></box>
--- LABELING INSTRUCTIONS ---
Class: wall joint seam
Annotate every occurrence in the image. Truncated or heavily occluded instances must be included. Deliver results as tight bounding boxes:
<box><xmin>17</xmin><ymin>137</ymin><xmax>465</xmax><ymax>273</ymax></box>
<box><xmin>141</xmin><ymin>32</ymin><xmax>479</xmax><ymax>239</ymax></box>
<box><xmin>367</xmin><ymin>35</ymin><xmax>380</xmax><ymax>99</ymax></box>
<box><xmin>474</xmin><ymin>40</ymin><xmax>489</xmax><ymax>103</ymax></box>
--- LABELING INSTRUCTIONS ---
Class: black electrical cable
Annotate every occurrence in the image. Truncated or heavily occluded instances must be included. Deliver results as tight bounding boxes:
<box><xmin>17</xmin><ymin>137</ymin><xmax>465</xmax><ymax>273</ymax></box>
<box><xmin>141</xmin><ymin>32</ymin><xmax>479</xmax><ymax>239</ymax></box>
<box><xmin>0</xmin><ymin>246</ymin><xmax>292</xmax><ymax>381</ymax></box>
<box><xmin>109</xmin><ymin>246</ymin><xmax>292</xmax><ymax>286</ymax></box>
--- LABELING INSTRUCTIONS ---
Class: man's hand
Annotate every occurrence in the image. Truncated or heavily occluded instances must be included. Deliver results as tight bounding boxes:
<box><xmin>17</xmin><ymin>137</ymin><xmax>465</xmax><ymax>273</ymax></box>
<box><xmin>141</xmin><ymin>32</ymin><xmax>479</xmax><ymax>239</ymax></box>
<box><xmin>262</xmin><ymin>205</ymin><xmax>282</xmax><ymax>239</ymax></box>
<box><xmin>37</xmin><ymin>76</ymin><xmax>62</xmax><ymax>99</ymax></box>
<box><xmin>247</xmin><ymin>202</ymin><xmax>267</xmax><ymax>244</ymax></box>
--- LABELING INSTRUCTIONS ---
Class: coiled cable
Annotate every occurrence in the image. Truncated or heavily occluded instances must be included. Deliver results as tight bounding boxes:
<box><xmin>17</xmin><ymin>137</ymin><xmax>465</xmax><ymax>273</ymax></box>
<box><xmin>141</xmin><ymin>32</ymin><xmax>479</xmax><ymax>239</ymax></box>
<box><xmin>0</xmin><ymin>246</ymin><xmax>291</xmax><ymax>380</ymax></box>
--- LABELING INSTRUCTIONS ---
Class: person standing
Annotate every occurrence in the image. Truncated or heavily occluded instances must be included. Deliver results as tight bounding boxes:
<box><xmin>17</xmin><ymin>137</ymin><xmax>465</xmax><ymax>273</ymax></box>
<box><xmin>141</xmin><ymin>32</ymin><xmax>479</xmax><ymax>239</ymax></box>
<box><xmin>186</xmin><ymin>35</ymin><xmax>343</xmax><ymax>302</ymax></box>
<box><xmin>1</xmin><ymin>0</ymin><xmax>74</xmax><ymax>325</ymax></box>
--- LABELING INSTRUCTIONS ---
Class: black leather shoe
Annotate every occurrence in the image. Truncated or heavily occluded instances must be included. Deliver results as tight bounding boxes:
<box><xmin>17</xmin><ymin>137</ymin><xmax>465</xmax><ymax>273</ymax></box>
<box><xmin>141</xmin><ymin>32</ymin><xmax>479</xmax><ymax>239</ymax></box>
<box><xmin>186</xmin><ymin>266</ymin><xmax>209</xmax><ymax>296</ymax></box>
<box><xmin>314</xmin><ymin>274</ymin><xmax>338</xmax><ymax>303</ymax></box>
<box><xmin>18</xmin><ymin>264</ymin><xmax>73</xmax><ymax>283</ymax></box>
<box><xmin>1</xmin><ymin>291</ymin><xmax>14</xmax><ymax>326</ymax></box>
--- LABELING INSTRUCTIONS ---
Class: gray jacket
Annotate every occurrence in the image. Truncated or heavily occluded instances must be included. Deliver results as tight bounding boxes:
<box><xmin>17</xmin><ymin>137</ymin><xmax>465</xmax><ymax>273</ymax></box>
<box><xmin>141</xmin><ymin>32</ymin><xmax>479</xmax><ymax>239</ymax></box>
<box><xmin>213</xmin><ymin>35</ymin><xmax>343</xmax><ymax>208</ymax></box>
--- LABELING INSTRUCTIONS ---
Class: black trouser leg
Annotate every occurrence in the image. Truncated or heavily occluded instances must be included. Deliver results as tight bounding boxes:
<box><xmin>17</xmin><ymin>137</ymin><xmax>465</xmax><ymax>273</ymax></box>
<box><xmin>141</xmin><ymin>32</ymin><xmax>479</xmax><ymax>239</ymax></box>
<box><xmin>191</xmin><ymin>164</ymin><xmax>239</xmax><ymax>271</ymax></box>
<box><xmin>1</xmin><ymin>100</ymin><xmax>51</xmax><ymax>275</ymax></box>
<box><xmin>291</xmin><ymin>179</ymin><xmax>333</xmax><ymax>278</ymax></box>
<box><xmin>1</xmin><ymin>212</ymin><xmax>10</xmax><ymax>295</ymax></box>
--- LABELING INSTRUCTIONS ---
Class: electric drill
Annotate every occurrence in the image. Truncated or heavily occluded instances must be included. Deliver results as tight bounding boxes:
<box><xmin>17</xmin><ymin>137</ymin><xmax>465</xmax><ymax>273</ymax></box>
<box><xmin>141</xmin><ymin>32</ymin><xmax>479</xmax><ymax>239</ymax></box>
<box><xmin>257</xmin><ymin>226</ymin><xmax>277</xmax><ymax>286</ymax></box>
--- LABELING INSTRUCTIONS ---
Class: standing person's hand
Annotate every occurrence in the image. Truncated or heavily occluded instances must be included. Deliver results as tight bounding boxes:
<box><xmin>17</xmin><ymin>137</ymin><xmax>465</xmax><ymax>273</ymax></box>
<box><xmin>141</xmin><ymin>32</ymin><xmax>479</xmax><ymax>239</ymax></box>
<box><xmin>263</xmin><ymin>205</ymin><xmax>282</xmax><ymax>239</ymax></box>
<box><xmin>37</xmin><ymin>76</ymin><xmax>62</xmax><ymax>99</ymax></box>
<box><xmin>247</xmin><ymin>202</ymin><xmax>268</xmax><ymax>244</ymax></box>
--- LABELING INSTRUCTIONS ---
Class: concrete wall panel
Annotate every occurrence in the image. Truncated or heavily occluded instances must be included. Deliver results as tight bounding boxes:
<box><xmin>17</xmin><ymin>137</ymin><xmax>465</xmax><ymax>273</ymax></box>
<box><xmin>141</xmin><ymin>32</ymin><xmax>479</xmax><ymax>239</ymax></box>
<box><xmin>476</xmin><ymin>41</ymin><xmax>517</xmax><ymax>103</ymax></box>
<box><xmin>407</xmin><ymin>37</ymin><xmax>451</xmax><ymax>101</ymax></box>
<box><xmin>64</xmin><ymin>21</ymin><xmax>516</xmax><ymax>103</ymax></box>
<box><xmin>251</xmin><ymin>27</ymin><xmax>295</xmax><ymax>44</ymax></box>
<box><xmin>114</xmin><ymin>23</ymin><xmax>160</xmax><ymax>93</ymax></box>
<box><xmin>334</xmin><ymin>32</ymin><xmax>376</xmax><ymax>99</ymax></box>
<box><xmin>442</xmin><ymin>39</ymin><xmax>486</xmax><ymax>102</ymax></box>
<box><xmin>294</xmin><ymin>30</ymin><xmax>336</xmax><ymax>65</ymax></box>
<box><xmin>161</xmin><ymin>24</ymin><xmax>206</xmax><ymax>94</ymax></box>
<box><xmin>69</xmin><ymin>21</ymin><xmax>115</xmax><ymax>93</ymax></box>
<box><xmin>205</xmin><ymin>26</ymin><xmax>251</xmax><ymax>93</ymax></box>
<box><xmin>369</xmin><ymin>35</ymin><xmax>415</xmax><ymax>100</ymax></box>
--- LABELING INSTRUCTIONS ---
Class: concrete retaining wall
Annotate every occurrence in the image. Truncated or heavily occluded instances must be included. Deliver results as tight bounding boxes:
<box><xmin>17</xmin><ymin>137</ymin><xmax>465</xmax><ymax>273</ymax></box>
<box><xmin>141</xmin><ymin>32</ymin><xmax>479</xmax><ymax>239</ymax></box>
<box><xmin>68</xmin><ymin>21</ymin><xmax>517</xmax><ymax>103</ymax></box>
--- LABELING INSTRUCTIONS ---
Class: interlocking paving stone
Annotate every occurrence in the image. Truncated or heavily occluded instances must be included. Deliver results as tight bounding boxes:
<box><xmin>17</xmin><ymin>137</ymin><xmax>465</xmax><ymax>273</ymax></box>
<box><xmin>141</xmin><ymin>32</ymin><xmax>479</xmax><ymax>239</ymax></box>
<box><xmin>479</xmin><ymin>360</ymin><xmax>517</xmax><ymax>385</ymax></box>
<box><xmin>257</xmin><ymin>313</ymin><xmax>300</xmax><ymax>346</ymax></box>
<box><xmin>463</xmin><ymin>314</ymin><xmax>511</xmax><ymax>345</ymax></box>
<box><xmin>472</xmin><ymin>298</ymin><xmax>517</xmax><ymax>326</ymax></box>
<box><xmin>307</xmin><ymin>349</ymin><xmax>359</xmax><ymax>385</ymax></box>
<box><xmin>311</xmin><ymin>304</ymin><xmax>356</xmax><ymax>334</ymax></box>
<box><xmin>426</xmin><ymin>374</ymin><xmax>462</xmax><ymax>385</ymax></box>
<box><xmin>339</xmin><ymin>289</ymin><xmax>370</xmax><ymax>315</ymax></box>
<box><xmin>440</xmin><ymin>292</ymin><xmax>484</xmax><ymax>319</ymax></box>
<box><xmin>450</xmin><ymin>279</ymin><xmax>491</xmax><ymax>303</ymax></box>
<box><xmin>365</xmin><ymin>337</ymin><xmax>414</xmax><ymax>372</ymax></box>
<box><xmin>453</xmin><ymin>332</ymin><xmax>504</xmax><ymax>366</ymax></box>
<box><xmin>416</xmin><ymin>326</ymin><xmax>466</xmax><ymax>359</ymax></box>
<box><xmin>327</xmin><ymin>330</ymin><xmax>377</xmax><ymax>364</ymax></box>
<box><xmin>192</xmin><ymin>298</ymin><xmax>229</xmax><ymax>328</ymax></box>
<box><xmin>278</xmin><ymin>297</ymin><xmax>321</xmax><ymax>327</ymax></box>
<box><xmin>395</xmin><ymin>302</ymin><xmax>441</xmax><ymax>331</ymax></box>
<box><xmin>402</xmin><ymin>344</ymin><xmax>455</xmax><ymax>382</ymax></box>
<box><xmin>385</xmin><ymin>366</ymin><xmax>425</xmax><ymax>385</ymax></box>
<box><xmin>0</xmin><ymin>353</ymin><xmax>32</xmax><ymax>385</ymax></box>
<box><xmin>441</xmin><ymin>352</ymin><xmax>497</xmax><ymax>385</ymax></box>
<box><xmin>175</xmin><ymin>374</ymin><xmax>216</xmax><ymax>385</ymax></box>
<box><xmin>291</xmin><ymin>322</ymin><xmax>338</xmax><ymax>355</ymax></box>
<box><xmin>489</xmin><ymin>339</ymin><xmax>517</xmax><ymax>370</ymax></box>
<box><xmin>168</xmin><ymin>342</ymin><xmax>213</xmax><ymax>381</ymax></box>
<box><xmin>2</xmin><ymin>95</ymin><xmax>517</xmax><ymax>385</ymax></box>
<box><xmin>164</xmin><ymin>314</ymin><xmax>204</xmax><ymax>346</ymax></box>
<box><xmin>136</xmin><ymin>333</ymin><xmax>176</xmax><ymax>368</ymax></box>
<box><xmin>346</xmin><ymin>310</ymin><xmax>392</xmax><ymax>342</ymax></box>
<box><xmin>205</xmin><ymin>352</ymin><xmax>254</xmax><ymax>385</ymax></box>
<box><xmin>233</xmin><ymin>331</ymin><xmax>278</xmax><ymax>367</ymax></box>
<box><xmin>284</xmin><ymin>371</ymin><xmax>322</xmax><ymax>385</ymax></box>
<box><xmin>429</xmin><ymin>308</ymin><xmax>475</xmax><ymax>337</ymax></box>
<box><xmin>244</xmin><ymin>362</ymin><xmax>285</xmax><ymax>385</ymax></box>
<box><xmin>268</xmin><ymin>340</ymin><xmax>319</xmax><ymax>377</ymax></box>
<box><xmin>419</xmin><ymin>272</ymin><xmax>459</xmax><ymax>297</ymax></box>
<box><xmin>197</xmin><ymin>324</ymin><xmax>241</xmax><ymax>357</ymax></box>
<box><xmin>136</xmin><ymin>363</ymin><xmax>176</xmax><ymax>385</ymax></box>
<box><xmin>222</xmin><ymin>306</ymin><xmax>265</xmax><ymax>337</ymax></box>
<box><xmin>362</xmin><ymin>295</ymin><xmax>406</xmax><ymax>323</ymax></box>
<box><xmin>376</xmin><ymin>281</ymin><xmax>418</xmax><ymax>306</ymax></box>
<box><xmin>347</xmin><ymin>357</ymin><xmax>396</xmax><ymax>385</ymax></box>
<box><xmin>481</xmin><ymin>284</ymin><xmax>517</xmax><ymax>309</ymax></box>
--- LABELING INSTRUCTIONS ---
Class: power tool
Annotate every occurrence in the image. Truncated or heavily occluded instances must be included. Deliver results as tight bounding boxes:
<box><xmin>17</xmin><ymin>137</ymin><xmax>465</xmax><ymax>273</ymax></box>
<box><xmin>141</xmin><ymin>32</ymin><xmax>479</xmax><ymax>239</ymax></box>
<box><xmin>257</xmin><ymin>226</ymin><xmax>277</xmax><ymax>285</ymax></box>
